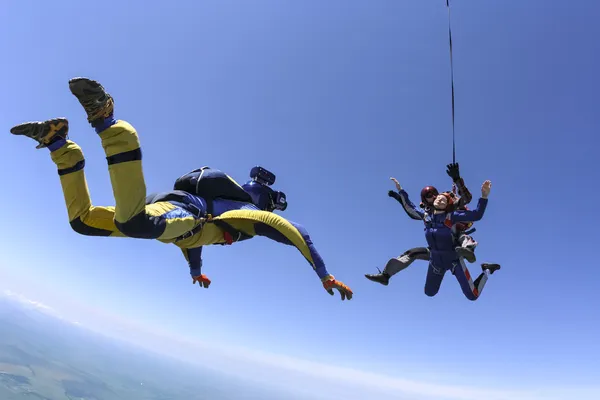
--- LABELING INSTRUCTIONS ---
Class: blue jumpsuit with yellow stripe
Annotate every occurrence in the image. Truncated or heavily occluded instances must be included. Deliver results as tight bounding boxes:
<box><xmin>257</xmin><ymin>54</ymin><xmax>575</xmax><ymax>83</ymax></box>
<box><xmin>48</xmin><ymin>119</ymin><xmax>329</xmax><ymax>280</ymax></box>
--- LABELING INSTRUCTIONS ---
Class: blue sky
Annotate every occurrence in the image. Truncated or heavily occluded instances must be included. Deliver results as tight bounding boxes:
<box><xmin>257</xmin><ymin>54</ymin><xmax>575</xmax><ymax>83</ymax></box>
<box><xmin>1</xmin><ymin>0</ymin><xmax>599</xmax><ymax>398</ymax></box>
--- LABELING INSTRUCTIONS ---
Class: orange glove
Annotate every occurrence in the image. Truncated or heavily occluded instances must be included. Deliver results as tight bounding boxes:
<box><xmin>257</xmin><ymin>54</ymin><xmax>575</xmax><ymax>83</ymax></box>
<box><xmin>321</xmin><ymin>274</ymin><xmax>353</xmax><ymax>300</ymax></box>
<box><xmin>192</xmin><ymin>274</ymin><xmax>211</xmax><ymax>289</ymax></box>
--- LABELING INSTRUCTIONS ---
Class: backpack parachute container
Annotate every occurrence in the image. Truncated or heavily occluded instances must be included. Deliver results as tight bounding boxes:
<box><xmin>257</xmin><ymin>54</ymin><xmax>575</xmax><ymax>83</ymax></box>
<box><xmin>174</xmin><ymin>167</ymin><xmax>253</xmax><ymax>213</ymax></box>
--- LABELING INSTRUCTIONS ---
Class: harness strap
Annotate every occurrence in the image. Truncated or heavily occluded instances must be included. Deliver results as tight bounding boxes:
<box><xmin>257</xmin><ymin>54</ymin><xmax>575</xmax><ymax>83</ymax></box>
<box><xmin>173</xmin><ymin>217</ymin><xmax>249</xmax><ymax>245</ymax></box>
<box><xmin>174</xmin><ymin>222</ymin><xmax>205</xmax><ymax>242</ymax></box>
<box><xmin>172</xmin><ymin>204</ymin><xmax>254</xmax><ymax>245</ymax></box>
<box><xmin>174</xmin><ymin>207</ymin><xmax>209</xmax><ymax>243</ymax></box>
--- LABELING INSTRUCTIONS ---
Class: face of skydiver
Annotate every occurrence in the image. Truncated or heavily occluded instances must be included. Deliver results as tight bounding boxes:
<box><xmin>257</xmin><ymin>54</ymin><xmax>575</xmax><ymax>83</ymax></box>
<box><xmin>433</xmin><ymin>194</ymin><xmax>448</xmax><ymax>211</ymax></box>
<box><xmin>433</xmin><ymin>193</ymin><xmax>455</xmax><ymax>213</ymax></box>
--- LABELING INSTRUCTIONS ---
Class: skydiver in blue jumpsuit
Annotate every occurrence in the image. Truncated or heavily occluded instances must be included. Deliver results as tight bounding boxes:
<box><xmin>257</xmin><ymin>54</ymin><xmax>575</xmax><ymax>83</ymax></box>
<box><xmin>365</xmin><ymin>163</ymin><xmax>480</xmax><ymax>285</ymax></box>
<box><xmin>9</xmin><ymin>77</ymin><xmax>353</xmax><ymax>300</ymax></box>
<box><xmin>374</xmin><ymin>178</ymin><xmax>500</xmax><ymax>300</ymax></box>
<box><xmin>418</xmin><ymin>183</ymin><xmax>500</xmax><ymax>299</ymax></box>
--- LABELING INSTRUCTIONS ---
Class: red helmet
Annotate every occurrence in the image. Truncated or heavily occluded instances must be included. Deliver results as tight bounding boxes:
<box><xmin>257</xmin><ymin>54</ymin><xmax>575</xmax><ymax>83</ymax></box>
<box><xmin>420</xmin><ymin>186</ymin><xmax>439</xmax><ymax>205</ymax></box>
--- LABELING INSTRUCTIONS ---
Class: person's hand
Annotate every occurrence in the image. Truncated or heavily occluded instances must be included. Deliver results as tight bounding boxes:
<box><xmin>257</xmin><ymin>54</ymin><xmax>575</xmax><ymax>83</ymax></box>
<box><xmin>390</xmin><ymin>177</ymin><xmax>402</xmax><ymax>191</ymax></box>
<box><xmin>481</xmin><ymin>180</ymin><xmax>492</xmax><ymax>198</ymax></box>
<box><xmin>446</xmin><ymin>163</ymin><xmax>461</xmax><ymax>181</ymax></box>
<box><xmin>192</xmin><ymin>274</ymin><xmax>211</xmax><ymax>288</ymax></box>
<box><xmin>321</xmin><ymin>275</ymin><xmax>353</xmax><ymax>300</ymax></box>
<box><xmin>388</xmin><ymin>190</ymin><xmax>400</xmax><ymax>199</ymax></box>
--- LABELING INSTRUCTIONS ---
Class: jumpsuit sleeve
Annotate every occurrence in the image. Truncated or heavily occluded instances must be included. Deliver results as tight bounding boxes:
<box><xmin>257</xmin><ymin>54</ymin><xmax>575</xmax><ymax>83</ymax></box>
<box><xmin>181</xmin><ymin>247</ymin><xmax>203</xmax><ymax>277</ymax></box>
<box><xmin>454</xmin><ymin>177</ymin><xmax>472</xmax><ymax>208</ymax></box>
<box><xmin>253</xmin><ymin>220</ymin><xmax>330</xmax><ymax>280</ymax></box>
<box><xmin>451</xmin><ymin>198</ymin><xmax>488</xmax><ymax>223</ymax></box>
<box><xmin>288</xmin><ymin>221</ymin><xmax>330</xmax><ymax>279</ymax></box>
<box><xmin>391</xmin><ymin>189</ymin><xmax>425</xmax><ymax>220</ymax></box>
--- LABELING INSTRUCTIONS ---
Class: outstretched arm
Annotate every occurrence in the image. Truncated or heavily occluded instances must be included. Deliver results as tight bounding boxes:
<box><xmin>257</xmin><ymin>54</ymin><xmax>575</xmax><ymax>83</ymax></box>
<box><xmin>451</xmin><ymin>197</ymin><xmax>488</xmax><ymax>222</ymax></box>
<box><xmin>277</xmin><ymin>221</ymin><xmax>353</xmax><ymax>300</ymax></box>
<box><xmin>451</xmin><ymin>180</ymin><xmax>492</xmax><ymax>223</ymax></box>
<box><xmin>182</xmin><ymin>247</ymin><xmax>211</xmax><ymax>288</ymax></box>
<box><xmin>213</xmin><ymin>209</ymin><xmax>353</xmax><ymax>300</ymax></box>
<box><xmin>252</xmin><ymin>219</ymin><xmax>353</xmax><ymax>300</ymax></box>
<box><xmin>446</xmin><ymin>163</ymin><xmax>472</xmax><ymax>207</ymax></box>
<box><xmin>454</xmin><ymin>177</ymin><xmax>472</xmax><ymax>208</ymax></box>
<box><xmin>388</xmin><ymin>177</ymin><xmax>425</xmax><ymax>220</ymax></box>
<box><xmin>287</xmin><ymin>221</ymin><xmax>329</xmax><ymax>279</ymax></box>
<box><xmin>389</xmin><ymin>189</ymin><xmax>426</xmax><ymax>220</ymax></box>
<box><xmin>253</xmin><ymin>221</ymin><xmax>329</xmax><ymax>279</ymax></box>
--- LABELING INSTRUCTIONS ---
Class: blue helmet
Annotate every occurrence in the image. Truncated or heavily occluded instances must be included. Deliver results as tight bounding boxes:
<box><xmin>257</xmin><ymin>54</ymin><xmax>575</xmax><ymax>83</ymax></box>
<box><xmin>242</xmin><ymin>181</ymin><xmax>287</xmax><ymax>212</ymax></box>
<box><xmin>242</xmin><ymin>166</ymin><xmax>287</xmax><ymax>212</ymax></box>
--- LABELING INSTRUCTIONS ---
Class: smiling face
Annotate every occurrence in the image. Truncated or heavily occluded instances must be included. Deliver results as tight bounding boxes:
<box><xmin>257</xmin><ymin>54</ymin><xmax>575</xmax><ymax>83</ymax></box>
<box><xmin>433</xmin><ymin>194</ymin><xmax>448</xmax><ymax>210</ymax></box>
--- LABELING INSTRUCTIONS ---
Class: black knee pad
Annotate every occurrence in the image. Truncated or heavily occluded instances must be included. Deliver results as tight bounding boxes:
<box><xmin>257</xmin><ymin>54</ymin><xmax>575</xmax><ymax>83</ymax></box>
<box><xmin>70</xmin><ymin>217</ymin><xmax>113</xmax><ymax>237</ymax></box>
<box><xmin>115</xmin><ymin>212</ymin><xmax>166</xmax><ymax>239</ymax></box>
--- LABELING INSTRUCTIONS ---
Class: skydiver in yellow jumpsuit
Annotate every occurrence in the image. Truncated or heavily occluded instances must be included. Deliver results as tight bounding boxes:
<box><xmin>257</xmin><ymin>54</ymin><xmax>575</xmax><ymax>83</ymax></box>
<box><xmin>9</xmin><ymin>77</ymin><xmax>353</xmax><ymax>300</ymax></box>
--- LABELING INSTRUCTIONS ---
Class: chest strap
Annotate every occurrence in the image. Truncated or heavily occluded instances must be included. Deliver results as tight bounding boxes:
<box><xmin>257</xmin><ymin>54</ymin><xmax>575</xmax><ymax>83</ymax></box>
<box><xmin>174</xmin><ymin>215</ymin><xmax>252</xmax><ymax>245</ymax></box>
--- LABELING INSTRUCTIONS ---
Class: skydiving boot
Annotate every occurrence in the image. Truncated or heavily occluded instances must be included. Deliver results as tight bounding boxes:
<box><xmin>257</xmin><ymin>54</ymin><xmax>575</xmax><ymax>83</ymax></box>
<box><xmin>10</xmin><ymin>118</ymin><xmax>69</xmax><ymax>149</ymax></box>
<box><xmin>473</xmin><ymin>263</ymin><xmax>501</xmax><ymax>289</ymax></box>
<box><xmin>481</xmin><ymin>263</ymin><xmax>500</xmax><ymax>274</ymax></box>
<box><xmin>364</xmin><ymin>268</ymin><xmax>390</xmax><ymax>286</ymax></box>
<box><xmin>68</xmin><ymin>77</ymin><xmax>115</xmax><ymax>131</ymax></box>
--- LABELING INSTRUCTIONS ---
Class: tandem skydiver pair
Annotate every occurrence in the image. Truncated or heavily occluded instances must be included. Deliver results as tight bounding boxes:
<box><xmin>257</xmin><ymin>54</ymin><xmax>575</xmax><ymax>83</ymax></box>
<box><xmin>364</xmin><ymin>165</ymin><xmax>501</xmax><ymax>300</ymax></box>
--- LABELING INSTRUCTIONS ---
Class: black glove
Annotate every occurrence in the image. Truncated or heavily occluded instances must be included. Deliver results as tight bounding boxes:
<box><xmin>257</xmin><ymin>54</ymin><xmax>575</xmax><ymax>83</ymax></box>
<box><xmin>388</xmin><ymin>190</ymin><xmax>401</xmax><ymax>199</ymax></box>
<box><xmin>446</xmin><ymin>163</ymin><xmax>461</xmax><ymax>181</ymax></box>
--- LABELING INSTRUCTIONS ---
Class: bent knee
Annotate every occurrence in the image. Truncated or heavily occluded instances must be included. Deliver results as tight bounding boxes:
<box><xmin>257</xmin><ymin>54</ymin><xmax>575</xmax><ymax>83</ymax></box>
<box><xmin>463</xmin><ymin>291</ymin><xmax>479</xmax><ymax>301</ymax></box>
<box><xmin>115</xmin><ymin>212</ymin><xmax>165</xmax><ymax>239</ymax></box>
<box><xmin>70</xmin><ymin>217</ymin><xmax>113</xmax><ymax>237</ymax></box>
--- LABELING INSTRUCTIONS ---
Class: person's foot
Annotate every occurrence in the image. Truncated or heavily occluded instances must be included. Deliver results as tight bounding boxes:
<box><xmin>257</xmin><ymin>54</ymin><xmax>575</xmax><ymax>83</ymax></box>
<box><xmin>456</xmin><ymin>246</ymin><xmax>476</xmax><ymax>263</ymax></box>
<box><xmin>364</xmin><ymin>269</ymin><xmax>390</xmax><ymax>286</ymax></box>
<box><xmin>10</xmin><ymin>118</ymin><xmax>69</xmax><ymax>149</ymax></box>
<box><xmin>482</xmin><ymin>263</ymin><xmax>501</xmax><ymax>274</ymax></box>
<box><xmin>68</xmin><ymin>77</ymin><xmax>114</xmax><ymax>124</ymax></box>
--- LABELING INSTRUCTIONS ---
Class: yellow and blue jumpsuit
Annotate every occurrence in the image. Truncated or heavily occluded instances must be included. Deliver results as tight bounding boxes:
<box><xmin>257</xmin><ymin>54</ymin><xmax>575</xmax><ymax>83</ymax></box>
<box><xmin>46</xmin><ymin>119</ymin><xmax>330</xmax><ymax>280</ymax></box>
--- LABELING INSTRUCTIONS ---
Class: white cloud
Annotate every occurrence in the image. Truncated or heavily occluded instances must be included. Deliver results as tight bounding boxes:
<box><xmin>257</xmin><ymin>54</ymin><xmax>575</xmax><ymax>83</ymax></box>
<box><xmin>145</xmin><ymin>335</ymin><xmax>600</xmax><ymax>400</ymax></box>
<box><xmin>1</xmin><ymin>290</ymin><xmax>598</xmax><ymax>400</ymax></box>
<box><xmin>1</xmin><ymin>289</ymin><xmax>87</xmax><ymax>331</ymax></box>
<box><xmin>2</xmin><ymin>289</ymin><xmax>62</xmax><ymax>317</ymax></box>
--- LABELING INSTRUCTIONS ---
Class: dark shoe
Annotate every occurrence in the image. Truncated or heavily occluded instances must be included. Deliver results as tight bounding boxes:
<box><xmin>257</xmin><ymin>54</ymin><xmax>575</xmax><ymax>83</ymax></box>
<box><xmin>481</xmin><ymin>263</ymin><xmax>501</xmax><ymax>274</ymax></box>
<box><xmin>68</xmin><ymin>77</ymin><xmax>114</xmax><ymax>123</ymax></box>
<box><xmin>365</xmin><ymin>269</ymin><xmax>390</xmax><ymax>286</ymax></box>
<box><xmin>10</xmin><ymin>118</ymin><xmax>69</xmax><ymax>149</ymax></box>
